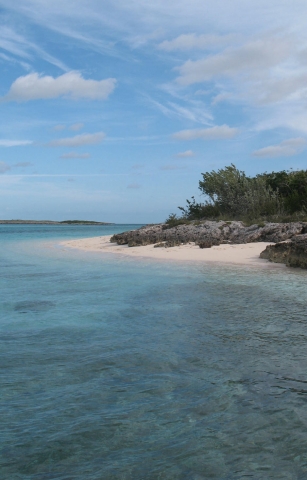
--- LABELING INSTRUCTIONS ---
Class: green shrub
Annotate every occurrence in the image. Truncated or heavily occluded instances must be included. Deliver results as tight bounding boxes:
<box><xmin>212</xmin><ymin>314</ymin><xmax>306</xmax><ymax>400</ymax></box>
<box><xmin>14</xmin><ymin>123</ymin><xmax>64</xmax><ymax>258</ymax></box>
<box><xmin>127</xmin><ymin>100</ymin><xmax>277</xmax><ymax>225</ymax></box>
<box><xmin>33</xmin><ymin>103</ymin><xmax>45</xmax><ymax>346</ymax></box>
<box><xmin>178</xmin><ymin>196</ymin><xmax>221</xmax><ymax>219</ymax></box>
<box><xmin>164</xmin><ymin>214</ymin><xmax>190</xmax><ymax>228</ymax></box>
<box><xmin>166</xmin><ymin>164</ymin><xmax>307</xmax><ymax>225</ymax></box>
<box><xmin>261</xmin><ymin>169</ymin><xmax>307</xmax><ymax>213</ymax></box>
<box><xmin>199</xmin><ymin>164</ymin><xmax>282</xmax><ymax>219</ymax></box>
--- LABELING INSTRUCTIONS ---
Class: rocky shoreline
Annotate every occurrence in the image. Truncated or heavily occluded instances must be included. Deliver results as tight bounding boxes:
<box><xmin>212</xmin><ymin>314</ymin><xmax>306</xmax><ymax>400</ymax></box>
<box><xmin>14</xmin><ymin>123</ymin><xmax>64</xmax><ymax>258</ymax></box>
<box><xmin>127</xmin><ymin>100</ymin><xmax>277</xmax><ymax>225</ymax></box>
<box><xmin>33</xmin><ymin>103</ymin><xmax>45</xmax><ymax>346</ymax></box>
<box><xmin>110</xmin><ymin>221</ymin><xmax>307</xmax><ymax>268</ymax></box>
<box><xmin>260</xmin><ymin>234</ymin><xmax>307</xmax><ymax>269</ymax></box>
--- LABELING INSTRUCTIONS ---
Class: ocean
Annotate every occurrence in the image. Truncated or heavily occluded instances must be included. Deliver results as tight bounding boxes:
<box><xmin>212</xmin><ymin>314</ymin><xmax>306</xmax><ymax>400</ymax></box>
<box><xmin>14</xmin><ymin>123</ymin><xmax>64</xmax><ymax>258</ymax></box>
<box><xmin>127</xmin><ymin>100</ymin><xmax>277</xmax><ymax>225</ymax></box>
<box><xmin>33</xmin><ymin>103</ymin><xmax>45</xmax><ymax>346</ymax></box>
<box><xmin>1</xmin><ymin>224</ymin><xmax>307</xmax><ymax>479</ymax></box>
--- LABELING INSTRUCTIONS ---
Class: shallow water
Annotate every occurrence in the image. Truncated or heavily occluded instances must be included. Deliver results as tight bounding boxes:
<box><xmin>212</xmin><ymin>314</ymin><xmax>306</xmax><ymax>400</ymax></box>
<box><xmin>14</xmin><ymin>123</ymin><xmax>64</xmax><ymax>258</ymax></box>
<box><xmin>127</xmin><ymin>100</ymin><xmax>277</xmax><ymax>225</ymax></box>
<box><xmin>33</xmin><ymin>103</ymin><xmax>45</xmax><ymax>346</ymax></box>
<box><xmin>1</xmin><ymin>225</ymin><xmax>307</xmax><ymax>479</ymax></box>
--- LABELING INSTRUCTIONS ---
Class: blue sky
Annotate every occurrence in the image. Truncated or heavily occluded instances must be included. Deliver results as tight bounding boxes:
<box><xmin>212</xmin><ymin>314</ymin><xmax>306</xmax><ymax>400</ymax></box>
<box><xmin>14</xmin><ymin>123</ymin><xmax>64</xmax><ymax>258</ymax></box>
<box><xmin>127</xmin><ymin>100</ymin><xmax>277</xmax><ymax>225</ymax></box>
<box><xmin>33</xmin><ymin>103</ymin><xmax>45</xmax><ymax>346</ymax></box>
<box><xmin>1</xmin><ymin>0</ymin><xmax>307</xmax><ymax>222</ymax></box>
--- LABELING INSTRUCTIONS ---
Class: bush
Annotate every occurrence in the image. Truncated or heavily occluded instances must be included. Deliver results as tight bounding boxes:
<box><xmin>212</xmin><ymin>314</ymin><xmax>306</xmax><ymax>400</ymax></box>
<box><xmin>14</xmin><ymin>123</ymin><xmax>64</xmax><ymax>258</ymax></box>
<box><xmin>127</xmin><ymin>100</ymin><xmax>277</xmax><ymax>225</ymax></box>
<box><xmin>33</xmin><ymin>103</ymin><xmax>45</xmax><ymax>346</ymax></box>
<box><xmin>164</xmin><ymin>214</ymin><xmax>190</xmax><ymax>228</ymax></box>
<box><xmin>261</xmin><ymin>169</ymin><xmax>307</xmax><ymax>213</ymax></box>
<box><xmin>198</xmin><ymin>164</ymin><xmax>282</xmax><ymax>219</ymax></box>
<box><xmin>178</xmin><ymin>196</ymin><xmax>221</xmax><ymax>219</ymax></box>
<box><xmin>165</xmin><ymin>165</ymin><xmax>307</xmax><ymax>224</ymax></box>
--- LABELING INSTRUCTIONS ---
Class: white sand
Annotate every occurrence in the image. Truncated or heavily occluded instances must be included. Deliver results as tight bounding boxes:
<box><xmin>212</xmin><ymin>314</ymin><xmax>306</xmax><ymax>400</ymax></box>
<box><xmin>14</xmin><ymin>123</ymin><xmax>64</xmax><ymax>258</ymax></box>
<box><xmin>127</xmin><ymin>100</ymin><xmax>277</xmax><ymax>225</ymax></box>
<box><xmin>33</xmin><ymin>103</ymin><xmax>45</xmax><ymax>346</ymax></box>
<box><xmin>60</xmin><ymin>235</ymin><xmax>278</xmax><ymax>267</ymax></box>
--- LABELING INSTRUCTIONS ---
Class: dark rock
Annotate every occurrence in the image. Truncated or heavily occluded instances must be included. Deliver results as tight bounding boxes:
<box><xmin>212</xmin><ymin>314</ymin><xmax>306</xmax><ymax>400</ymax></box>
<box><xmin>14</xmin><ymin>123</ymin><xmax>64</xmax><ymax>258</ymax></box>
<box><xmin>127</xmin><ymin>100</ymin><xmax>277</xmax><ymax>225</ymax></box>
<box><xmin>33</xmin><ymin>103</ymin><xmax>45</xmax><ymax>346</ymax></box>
<box><xmin>260</xmin><ymin>234</ymin><xmax>307</xmax><ymax>268</ymax></box>
<box><xmin>154</xmin><ymin>241</ymin><xmax>186</xmax><ymax>248</ymax></box>
<box><xmin>154</xmin><ymin>242</ymin><xmax>167</xmax><ymax>248</ymax></box>
<box><xmin>110</xmin><ymin>221</ymin><xmax>307</xmax><ymax>249</ymax></box>
<box><xmin>260</xmin><ymin>242</ymin><xmax>291</xmax><ymax>263</ymax></box>
<box><xmin>198</xmin><ymin>241</ymin><xmax>213</xmax><ymax>249</ymax></box>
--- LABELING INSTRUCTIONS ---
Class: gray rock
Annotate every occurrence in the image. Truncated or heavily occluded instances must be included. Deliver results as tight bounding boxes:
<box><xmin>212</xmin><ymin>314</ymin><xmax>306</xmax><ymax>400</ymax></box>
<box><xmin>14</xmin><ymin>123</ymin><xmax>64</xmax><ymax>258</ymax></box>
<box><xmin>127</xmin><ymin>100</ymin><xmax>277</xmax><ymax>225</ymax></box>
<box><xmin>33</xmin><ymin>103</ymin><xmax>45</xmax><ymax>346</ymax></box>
<box><xmin>260</xmin><ymin>234</ymin><xmax>307</xmax><ymax>268</ymax></box>
<box><xmin>110</xmin><ymin>221</ymin><xmax>307</xmax><ymax>248</ymax></box>
<box><xmin>154</xmin><ymin>240</ymin><xmax>185</xmax><ymax>248</ymax></box>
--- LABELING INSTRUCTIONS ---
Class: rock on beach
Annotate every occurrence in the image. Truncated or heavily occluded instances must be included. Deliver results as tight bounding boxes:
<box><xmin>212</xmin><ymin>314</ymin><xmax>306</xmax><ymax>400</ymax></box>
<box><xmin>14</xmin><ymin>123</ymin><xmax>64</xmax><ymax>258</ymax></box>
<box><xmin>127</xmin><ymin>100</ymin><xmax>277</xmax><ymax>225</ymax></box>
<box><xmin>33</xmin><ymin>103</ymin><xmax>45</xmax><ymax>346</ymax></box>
<box><xmin>260</xmin><ymin>234</ymin><xmax>307</xmax><ymax>268</ymax></box>
<box><xmin>110</xmin><ymin>220</ymin><xmax>307</xmax><ymax>247</ymax></box>
<box><xmin>110</xmin><ymin>220</ymin><xmax>307</xmax><ymax>268</ymax></box>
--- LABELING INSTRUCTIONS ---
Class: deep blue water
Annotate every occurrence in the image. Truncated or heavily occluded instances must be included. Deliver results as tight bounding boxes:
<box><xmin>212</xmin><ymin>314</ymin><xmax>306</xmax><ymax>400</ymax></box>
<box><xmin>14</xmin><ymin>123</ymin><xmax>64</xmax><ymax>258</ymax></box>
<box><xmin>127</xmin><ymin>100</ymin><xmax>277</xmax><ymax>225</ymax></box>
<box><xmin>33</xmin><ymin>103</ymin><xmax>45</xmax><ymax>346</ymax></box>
<box><xmin>1</xmin><ymin>225</ymin><xmax>307</xmax><ymax>479</ymax></box>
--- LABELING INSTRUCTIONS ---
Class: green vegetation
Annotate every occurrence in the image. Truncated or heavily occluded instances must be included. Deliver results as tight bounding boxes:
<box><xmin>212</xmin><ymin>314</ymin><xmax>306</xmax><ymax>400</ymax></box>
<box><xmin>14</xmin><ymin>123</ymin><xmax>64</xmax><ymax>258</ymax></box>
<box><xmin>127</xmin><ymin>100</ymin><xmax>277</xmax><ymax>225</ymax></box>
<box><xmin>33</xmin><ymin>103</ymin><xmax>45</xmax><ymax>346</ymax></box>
<box><xmin>166</xmin><ymin>164</ymin><xmax>307</xmax><ymax>224</ymax></box>
<box><xmin>261</xmin><ymin>169</ymin><xmax>307</xmax><ymax>213</ymax></box>
<box><xmin>164</xmin><ymin>214</ymin><xmax>191</xmax><ymax>228</ymax></box>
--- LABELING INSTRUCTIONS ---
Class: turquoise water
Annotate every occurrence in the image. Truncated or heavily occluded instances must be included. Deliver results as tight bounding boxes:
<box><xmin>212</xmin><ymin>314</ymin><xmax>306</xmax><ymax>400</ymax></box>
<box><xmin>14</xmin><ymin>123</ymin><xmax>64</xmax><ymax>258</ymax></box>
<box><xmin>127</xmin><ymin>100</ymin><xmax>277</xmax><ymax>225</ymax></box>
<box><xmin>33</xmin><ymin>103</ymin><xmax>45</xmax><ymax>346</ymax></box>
<box><xmin>1</xmin><ymin>225</ymin><xmax>307</xmax><ymax>479</ymax></box>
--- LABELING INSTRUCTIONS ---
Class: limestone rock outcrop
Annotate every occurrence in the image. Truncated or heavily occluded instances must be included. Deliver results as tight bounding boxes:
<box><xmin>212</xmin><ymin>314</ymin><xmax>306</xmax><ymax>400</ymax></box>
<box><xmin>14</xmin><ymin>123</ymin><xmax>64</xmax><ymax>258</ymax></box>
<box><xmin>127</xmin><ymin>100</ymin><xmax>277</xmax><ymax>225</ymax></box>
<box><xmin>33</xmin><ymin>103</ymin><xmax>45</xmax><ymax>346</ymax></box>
<box><xmin>260</xmin><ymin>234</ymin><xmax>307</xmax><ymax>268</ymax></box>
<box><xmin>110</xmin><ymin>221</ymin><xmax>307</xmax><ymax>248</ymax></box>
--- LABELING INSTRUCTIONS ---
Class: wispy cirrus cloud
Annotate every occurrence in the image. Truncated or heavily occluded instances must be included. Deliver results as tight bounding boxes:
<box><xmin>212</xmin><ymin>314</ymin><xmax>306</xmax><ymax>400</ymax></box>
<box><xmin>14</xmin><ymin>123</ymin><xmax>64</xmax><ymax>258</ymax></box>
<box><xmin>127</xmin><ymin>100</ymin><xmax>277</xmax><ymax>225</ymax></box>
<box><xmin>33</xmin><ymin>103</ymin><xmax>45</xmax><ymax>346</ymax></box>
<box><xmin>147</xmin><ymin>96</ymin><xmax>212</xmax><ymax>124</ymax></box>
<box><xmin>0</xmin><ymin>139</ymin><xmax>32</xmax><ymax>147</ymax></box>
<box><xmin>0</xmin><ymin>25</ymin><xmax>68</xmax><ymax>71</ymax></box>
<box><xmin>211</xmin><ymin>93</ymin><xmax>232</xmax><ymax>105</ymax></box>
<box><xmin>52</xmin><ymin>123</ymin><xmax>84</xmax><ymax>132</ymax></box>
<box><xmin>159</xmin><ymin>33</ymin><xmax>236</xmax><ymax>51</ymax></box>
<box><xmin>0</xmin><ymin>161</ymin><xmax>10</xmax><ymax>173</ymax></box>
<box><xmin>175</xmin><ymin>150</ymin><xmax>195</xmax><ymax>157</ymax></box>
<box><xmin>53</xmin><ymin>125</ymin><xmax>66</xmax><ymax>131</ymax></box>
<box><xmin>69</xmin><ymin>123</ymin><xmax>84</xmax><ymax>131</ymax></box>
<box><xmin>160</xmin><ymin>164</ymin><xmax>186</xmax><ymax>170</ymax></box>
<box><xmin>48</xmin><ymin>132</ymin><xmax>105</xmax><ymax>147</ymax></box>
<box><xmin>2</xmin><ymin>72</ymin><xmax>116</xmax><ymax>102</ymax></box>
<box><xmin>13</xmin><ymin>162</ymin><xmax>33</xmax><ymax>167</ymax></box>
<box><xmin>252</xmin><ymin>138</ymin><xmax>306</xmax><ymax>158</ymax></box>
<box><xmin>4</xmin><ymin>0</ymin><xmax>305</xmax><ymax>52</ymax></box>
<box><xmin>173</xmin><ymin>125</ymin><xmax>239</xmax><ymax>140</ymax></box>
<box><xmin>60</xmin><ymin>151</ymin><xmax>91</xmax><ymax>159</ymax></box>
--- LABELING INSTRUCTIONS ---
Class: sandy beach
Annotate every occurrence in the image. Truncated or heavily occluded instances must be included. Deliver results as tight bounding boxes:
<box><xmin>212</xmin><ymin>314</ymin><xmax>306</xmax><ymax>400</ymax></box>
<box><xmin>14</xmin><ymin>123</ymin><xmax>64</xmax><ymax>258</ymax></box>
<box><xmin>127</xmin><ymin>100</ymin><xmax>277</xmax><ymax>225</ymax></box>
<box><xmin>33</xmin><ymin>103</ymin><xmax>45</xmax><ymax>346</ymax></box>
<box><xmin>61</xmin><ymin>235</ymin><xmax>279</xmax><ymax>267</ymax></box>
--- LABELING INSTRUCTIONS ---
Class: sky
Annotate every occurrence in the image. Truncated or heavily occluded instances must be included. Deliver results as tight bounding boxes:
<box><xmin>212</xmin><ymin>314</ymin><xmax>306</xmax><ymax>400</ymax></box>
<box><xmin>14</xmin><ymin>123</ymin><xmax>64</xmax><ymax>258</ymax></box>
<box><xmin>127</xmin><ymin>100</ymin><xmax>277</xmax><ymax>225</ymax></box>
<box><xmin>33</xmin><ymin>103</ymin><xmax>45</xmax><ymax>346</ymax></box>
<box><xmin>1</xmin><ymin>1</ymin><xmax>307</xmax><ymax>222</ymax></box>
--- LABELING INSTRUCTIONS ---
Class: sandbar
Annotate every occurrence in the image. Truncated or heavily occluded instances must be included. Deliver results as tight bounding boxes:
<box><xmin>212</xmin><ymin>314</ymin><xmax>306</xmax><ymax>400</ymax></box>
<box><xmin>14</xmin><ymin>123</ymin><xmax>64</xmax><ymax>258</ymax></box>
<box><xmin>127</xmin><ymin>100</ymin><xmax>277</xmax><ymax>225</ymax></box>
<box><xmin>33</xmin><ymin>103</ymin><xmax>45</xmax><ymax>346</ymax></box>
<box><xmin>61</xmin><ymin>235</ymin><xmax>279</xmax><ymax>267</ymax></box>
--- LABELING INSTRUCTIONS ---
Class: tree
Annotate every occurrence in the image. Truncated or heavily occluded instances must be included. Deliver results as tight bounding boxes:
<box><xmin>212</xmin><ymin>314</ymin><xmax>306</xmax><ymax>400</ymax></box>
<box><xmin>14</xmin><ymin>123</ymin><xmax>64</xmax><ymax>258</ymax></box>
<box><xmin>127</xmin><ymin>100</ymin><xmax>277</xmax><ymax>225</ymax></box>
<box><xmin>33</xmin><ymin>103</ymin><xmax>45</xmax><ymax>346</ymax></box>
<box><xmin>198</xmin><ymin>164</ymin><xmax>281</xmax><ymax>218</ymax></box>
<box><xmin>261</xmin><ymin>169</ymin><xmax>307</xmax><ymax>213</ymax></box>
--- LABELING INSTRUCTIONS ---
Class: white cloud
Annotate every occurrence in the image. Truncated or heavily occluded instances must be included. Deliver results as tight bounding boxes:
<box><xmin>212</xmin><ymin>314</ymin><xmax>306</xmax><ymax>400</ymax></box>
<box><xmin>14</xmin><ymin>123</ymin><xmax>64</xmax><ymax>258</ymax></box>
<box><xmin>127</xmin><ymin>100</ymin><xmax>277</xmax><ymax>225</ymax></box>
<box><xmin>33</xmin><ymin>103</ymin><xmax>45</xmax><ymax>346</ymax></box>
<box><xmin>158</xmin><ymin>33</ymin><xmax>235</xmax><ymax>51</ymax></box>
<box><xmin>176</xmin><ymin>37</ymin><xmax>290</xmax><ymax>86</ymax></box>
<box><xmin>2</xmin><ymin>1</ymin><xmax>307</xmax><ymax>170</ymax></box>
<box><xmin>252</xmin><ymin>138</ymin><xmax>306</xmax><ymax>157</ymax></box>
<box><xmin>2</xmin><ymin>72</ymin><xmax>117</xmax><ymax>102</ymax></box>
<box><xmin>5</xmin><ymin>0</ymin><xmax>307</xmax><ymax>53</ymax></box>
<box><xmin>173</xmin><ymin>125</ymin><xmax>239</xmax><ymax>140</ymax></box>
<box><xmin>69</xmin><ymin>123</ymin><xmax>84</xmax><ymax>131</ymax></box>
<box><xmin>48</xmin><ymin>132</ymin><xmax>105</xmax><ymax>147</ymax></box>
<box><xmin>256</xmin><ymin>73</ymin><xmax>307</xmax><ymax>105</ymax></box>
<box><xmin>172</xmin><ymin>32</ymin><xmax>307</xmax><ymax>112</ymax></box>
<box><xmin>175</xmin><ymin>150</ymin><xmax>195</xmax><ymax>157</ymax></box>
<box><xmin>0</xmin><ymin>140</ymin><xmax>32</xmax><ymax>147</ymax></box>
<box><xmin>211</xmin><ymin>93</ymin><xmax>232</xmax><ymax>105</ymax></box>
<box><xmin>0</xmin><ymin>161</ymin><xmax>11</xmax><ymax>173</ymax></box>
<box><xmin>60</xmin><ymin>152</ymin><xmax>91</xmax><ymax>159</ymax></box>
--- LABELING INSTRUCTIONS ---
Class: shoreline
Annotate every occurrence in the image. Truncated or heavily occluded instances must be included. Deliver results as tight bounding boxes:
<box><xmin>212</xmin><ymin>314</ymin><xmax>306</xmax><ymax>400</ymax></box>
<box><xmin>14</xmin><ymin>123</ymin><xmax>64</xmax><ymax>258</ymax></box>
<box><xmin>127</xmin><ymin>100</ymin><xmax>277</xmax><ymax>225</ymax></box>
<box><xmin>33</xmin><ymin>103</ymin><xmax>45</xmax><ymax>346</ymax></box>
<box><xmin>0</xmin><ymin>220</ymin><xmax>112</xmax><ymax>225</ymax></box>
<box><xmin>60</xmin><ymin>235</ymin><xmax>281</xmax><ymax>267</ymax></box>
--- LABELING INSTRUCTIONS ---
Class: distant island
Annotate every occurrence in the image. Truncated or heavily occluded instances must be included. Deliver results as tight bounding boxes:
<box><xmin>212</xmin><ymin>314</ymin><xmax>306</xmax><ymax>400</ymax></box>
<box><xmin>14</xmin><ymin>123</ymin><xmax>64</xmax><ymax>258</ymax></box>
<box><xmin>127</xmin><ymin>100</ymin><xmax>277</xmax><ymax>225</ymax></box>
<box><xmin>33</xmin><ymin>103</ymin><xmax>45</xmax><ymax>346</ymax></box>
<box><xmin>0</xmin><ymin>220</ymin><xmax>113</xmax><ymax>225</ymax></box>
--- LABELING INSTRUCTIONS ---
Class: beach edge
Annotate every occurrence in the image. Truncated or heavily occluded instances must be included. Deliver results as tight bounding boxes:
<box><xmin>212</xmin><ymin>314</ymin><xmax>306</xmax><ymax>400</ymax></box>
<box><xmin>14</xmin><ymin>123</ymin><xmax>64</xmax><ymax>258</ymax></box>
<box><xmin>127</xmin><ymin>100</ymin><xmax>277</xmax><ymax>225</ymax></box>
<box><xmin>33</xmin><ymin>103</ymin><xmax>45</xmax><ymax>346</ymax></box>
<box><xmin>60</xmin><ymin>235</ymin><xmax>280</xmax><ymax>267</ymax></box>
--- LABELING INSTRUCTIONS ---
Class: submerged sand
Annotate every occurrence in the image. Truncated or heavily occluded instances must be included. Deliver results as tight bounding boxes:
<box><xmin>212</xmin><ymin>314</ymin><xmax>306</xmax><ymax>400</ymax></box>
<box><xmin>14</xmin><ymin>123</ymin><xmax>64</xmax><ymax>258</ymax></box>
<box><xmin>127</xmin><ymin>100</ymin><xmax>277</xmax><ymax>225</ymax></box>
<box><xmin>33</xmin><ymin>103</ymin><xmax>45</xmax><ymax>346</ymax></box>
<box><xmin>61</xmin><ymin>235</ymin><xmax>278</xmax><ymax>267</ymax></box>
